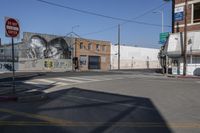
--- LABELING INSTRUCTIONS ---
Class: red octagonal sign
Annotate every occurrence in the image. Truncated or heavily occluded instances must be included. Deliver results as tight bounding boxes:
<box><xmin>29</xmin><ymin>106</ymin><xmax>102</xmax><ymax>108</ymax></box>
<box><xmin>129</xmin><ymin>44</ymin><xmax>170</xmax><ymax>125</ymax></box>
<box><xmin>5</xmin><ymin>17</ymin><xmax>20</xmax><ymax>38</ymax></box>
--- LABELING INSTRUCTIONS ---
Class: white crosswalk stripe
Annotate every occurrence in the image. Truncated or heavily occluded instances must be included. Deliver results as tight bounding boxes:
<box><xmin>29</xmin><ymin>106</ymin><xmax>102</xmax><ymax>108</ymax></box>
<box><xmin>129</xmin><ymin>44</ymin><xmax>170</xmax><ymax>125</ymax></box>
<box><xmin>69</xmin><ymin>77</ymin><xmax>100</xmax><ymax>81</ymax></box>
<box><xmin>53</xmin><ymin>77</ymin><xmax>85</xmax><ymax>83</ymax></box>
<box><xmin>23</xmin><ymin>75</ymin><xmax>129</xmax><ymax>88</ymax></box>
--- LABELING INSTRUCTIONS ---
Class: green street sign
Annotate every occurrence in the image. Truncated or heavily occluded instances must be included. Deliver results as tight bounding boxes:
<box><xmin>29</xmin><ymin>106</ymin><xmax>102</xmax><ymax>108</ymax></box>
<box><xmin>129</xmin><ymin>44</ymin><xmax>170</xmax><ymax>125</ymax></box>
<box><xmin>159</xmin><ymin>32</ymin><xmax>169</xmax><ymax>44</ymax></box>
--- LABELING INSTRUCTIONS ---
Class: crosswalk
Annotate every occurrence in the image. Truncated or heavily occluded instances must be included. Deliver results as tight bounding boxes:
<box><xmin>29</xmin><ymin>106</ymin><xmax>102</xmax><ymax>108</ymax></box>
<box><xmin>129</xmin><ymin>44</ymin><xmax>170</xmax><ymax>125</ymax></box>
<box><xmin>23</xmin><ymin>74</ymin><xmax>166</xmax><ymax>89</ymax></box>
<box><xmin>24</xmin><ymin>75</ymin><xmax>123</xmax><ymax>88</ymax></box>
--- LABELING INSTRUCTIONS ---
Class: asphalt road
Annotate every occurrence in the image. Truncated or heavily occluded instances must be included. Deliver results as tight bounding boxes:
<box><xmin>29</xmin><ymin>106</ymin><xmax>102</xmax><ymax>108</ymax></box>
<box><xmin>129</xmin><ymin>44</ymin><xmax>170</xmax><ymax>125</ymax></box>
<box><xmin>0</xmin><ymin>70</ymin><xmax>200</xmax><ymax>133</ymax></box>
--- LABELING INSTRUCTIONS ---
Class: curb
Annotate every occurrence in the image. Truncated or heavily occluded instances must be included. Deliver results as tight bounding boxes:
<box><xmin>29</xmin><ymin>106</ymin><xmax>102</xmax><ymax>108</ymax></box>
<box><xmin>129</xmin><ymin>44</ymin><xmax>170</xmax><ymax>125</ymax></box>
<box><xmin>167</xmin><ymin>75</ymin><xmax>200</xmax><ymax>79</ymax></box>
<box><xmin>0</xmin><ymin>91</ymin><xmax>48</xmax><ymax>102</ymax></box>
<box><xmin>177</xmin><ymin>75</ymin><xmax>200</xmax><ymax>79</ymax></box>
<box><xmin>0</xmin><ymin>96</ymin><xmax>18</xmax><ymax>102</ymax></box>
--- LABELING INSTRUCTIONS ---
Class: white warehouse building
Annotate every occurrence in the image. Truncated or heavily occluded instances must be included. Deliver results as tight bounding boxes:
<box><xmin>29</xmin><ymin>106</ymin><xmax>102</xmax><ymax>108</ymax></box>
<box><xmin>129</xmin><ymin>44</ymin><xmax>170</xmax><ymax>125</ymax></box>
<box><xmin>111</xmin><ymin>45</ymin><xmax>161</xmax><ymax>69</ymax></box>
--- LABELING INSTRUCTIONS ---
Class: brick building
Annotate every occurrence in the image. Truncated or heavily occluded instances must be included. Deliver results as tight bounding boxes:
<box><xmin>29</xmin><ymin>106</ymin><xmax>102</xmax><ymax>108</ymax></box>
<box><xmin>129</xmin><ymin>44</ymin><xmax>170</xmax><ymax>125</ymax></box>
<box><xmin>74</xmin><ymin>38</ymin><xmax>111</xmax><ymax>71</ymax></box>
<box><xmin>174</xmin><ymin>0</ymin><xmax>200</xmax><ymax>32</ymax></box>
<box><xmin>165</xmin><ymin>0</ymin><xmax>200</xmax><ymax>76</ymax></box>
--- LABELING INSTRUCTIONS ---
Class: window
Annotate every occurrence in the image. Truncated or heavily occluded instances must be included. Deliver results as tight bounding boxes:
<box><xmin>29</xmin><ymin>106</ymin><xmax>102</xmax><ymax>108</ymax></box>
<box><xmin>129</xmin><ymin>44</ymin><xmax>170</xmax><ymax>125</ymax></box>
<box><xmin>102</xmin><ymin>45</ymin><xmax>106</xmax><ymax>52</ymax></box>
<box><xmin>80</xmin><ymin>42</ymin><xmax>84</xmax><ymax>49</ymax></box>
<box><xmin>193</xmin><ymin>2</ymin><xmax>200</xmax><ymax>23</ymax></box>
<box><xmin>88</xmin><ymin>43</ymin><xmax>92</xmax><ymax>50</ymax></box>
<box><xmin>96</xmin><ymin>44</ymin><xmax>100</xmax><ymax>51</ymax></box>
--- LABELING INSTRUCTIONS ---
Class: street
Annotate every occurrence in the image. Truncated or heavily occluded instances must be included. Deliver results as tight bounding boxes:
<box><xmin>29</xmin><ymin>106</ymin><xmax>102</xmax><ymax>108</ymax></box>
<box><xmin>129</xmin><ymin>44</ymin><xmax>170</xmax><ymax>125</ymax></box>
<box><xmin>0</xmin><ymin>70</ymin><xmax>200</xmax><ymax>133</ymax></box>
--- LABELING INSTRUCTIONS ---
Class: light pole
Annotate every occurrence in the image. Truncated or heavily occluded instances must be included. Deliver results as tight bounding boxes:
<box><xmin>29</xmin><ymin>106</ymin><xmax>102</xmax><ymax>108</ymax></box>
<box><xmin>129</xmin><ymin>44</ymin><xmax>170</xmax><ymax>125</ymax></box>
<box><xmin>153</xmin><ymin>11</ymin><xmax>164</xmax><ymax>33</ymax></box>
<box><xmin>154</xmin><ymin>10</ymin><xmax>168</xmax><ymax>74</ymax></box>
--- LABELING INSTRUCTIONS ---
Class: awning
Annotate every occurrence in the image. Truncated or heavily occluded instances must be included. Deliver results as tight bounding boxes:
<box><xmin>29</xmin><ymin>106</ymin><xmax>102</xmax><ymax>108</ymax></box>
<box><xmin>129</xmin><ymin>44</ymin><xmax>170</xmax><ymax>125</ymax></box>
<box><xmin>166</xmin><ymin>31</ymin><xmax>200</xmax><ymax>58</ymax></box>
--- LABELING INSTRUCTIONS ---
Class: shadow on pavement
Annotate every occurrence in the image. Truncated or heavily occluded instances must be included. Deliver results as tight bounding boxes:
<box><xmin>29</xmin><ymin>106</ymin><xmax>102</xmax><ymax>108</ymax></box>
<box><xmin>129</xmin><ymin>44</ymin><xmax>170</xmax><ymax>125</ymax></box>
<box><xmin>0</xmin><ymin>87</ymin><xmax>172</xmax><ymax>133</ymax></box>
<box><xmin>0</xmin><ymin>73</ymin><xmax>45</xmax><ymax>82</ymax></box>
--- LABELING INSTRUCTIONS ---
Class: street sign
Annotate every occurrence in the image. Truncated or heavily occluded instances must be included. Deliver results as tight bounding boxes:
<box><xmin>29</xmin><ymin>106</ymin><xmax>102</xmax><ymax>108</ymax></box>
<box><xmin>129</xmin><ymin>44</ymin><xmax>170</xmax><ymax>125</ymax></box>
<box><xmin>174</xmin><ymin>6</ymin><xmax>184</xmax><ymax>21</ymax></box>
<box><xmin>5</xmin><ymin>17</ymin><xmax>20</xmax><ymax>38</ymax></box>
<box><xmin>4</xmin><ymin>17</ymin><xmax>20</xmax><ymax>94</ymax></box>
<box><xmin>159</xmin><ymin>32</ymin><xmax>169</xmax><ymax>44</ymax></box>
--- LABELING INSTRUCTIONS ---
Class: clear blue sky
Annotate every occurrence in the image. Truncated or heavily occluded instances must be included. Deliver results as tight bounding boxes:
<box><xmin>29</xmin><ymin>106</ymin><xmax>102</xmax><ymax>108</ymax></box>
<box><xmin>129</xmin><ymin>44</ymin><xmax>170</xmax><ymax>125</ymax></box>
<box><xmin>0</xmin><ymin>0</ymin><xmax>172</xmax><ymax>48</ymax></box>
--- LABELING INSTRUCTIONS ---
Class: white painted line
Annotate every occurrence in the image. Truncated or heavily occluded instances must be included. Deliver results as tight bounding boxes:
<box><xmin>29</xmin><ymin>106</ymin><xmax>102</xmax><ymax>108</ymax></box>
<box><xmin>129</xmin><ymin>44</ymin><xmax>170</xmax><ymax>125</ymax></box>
<box><xmin>35</xmin><ymin>79</ymin><xmax>56</xmax><ymax>84</ymax></box>
<box><xmin>24</xmin><ymin>81</ymin><xmax>40</xmax><ymax>85</ymax></box>
<box><xmin>53</xmin><ymin>78</ymin><xmax>84</xmax><ymax>83</ymax></box>
<box><xmin>69</xmin><ymin>77</ymin><xmax>100</xmax><ymax>81</ymax></box>
<box><xmin>55</xmin><ymin>82</ymin><xmax>69</xmax><ymax>86</ymax></box>
<box><xmin>24</xmin><ymin>81</ymin><xmax>48</xmax><ymax>88</ymax></box>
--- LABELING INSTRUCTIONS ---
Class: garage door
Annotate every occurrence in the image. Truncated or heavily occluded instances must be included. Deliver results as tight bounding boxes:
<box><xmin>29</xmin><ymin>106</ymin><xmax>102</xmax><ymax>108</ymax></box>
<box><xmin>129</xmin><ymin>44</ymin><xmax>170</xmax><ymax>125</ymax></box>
<box><xmin>88</xmin><ymin>56</ymin><xmax>100</xmax><ymax>69</ymax></box>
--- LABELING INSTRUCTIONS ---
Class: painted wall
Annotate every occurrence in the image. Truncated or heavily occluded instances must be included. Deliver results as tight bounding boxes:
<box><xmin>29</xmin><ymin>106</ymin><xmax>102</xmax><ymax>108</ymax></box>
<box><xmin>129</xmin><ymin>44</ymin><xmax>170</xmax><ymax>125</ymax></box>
<box><xmin>111</xmin><ymin>45</ymin><xmax>160</xmax><ymax>69</ymax></box>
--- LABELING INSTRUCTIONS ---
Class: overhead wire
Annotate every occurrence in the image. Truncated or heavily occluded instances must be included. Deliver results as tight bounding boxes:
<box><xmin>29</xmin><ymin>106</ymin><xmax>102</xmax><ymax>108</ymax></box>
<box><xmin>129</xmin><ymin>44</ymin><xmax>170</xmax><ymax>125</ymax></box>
<box><xmin>81</xmin><ymin>2</ymin><xmax>170</xmax><ymax>36</ymax></box>
<box><xmin>36</xmin><ymin>0</ymin><xmax>171</xmax><ymax>28</ymax></box>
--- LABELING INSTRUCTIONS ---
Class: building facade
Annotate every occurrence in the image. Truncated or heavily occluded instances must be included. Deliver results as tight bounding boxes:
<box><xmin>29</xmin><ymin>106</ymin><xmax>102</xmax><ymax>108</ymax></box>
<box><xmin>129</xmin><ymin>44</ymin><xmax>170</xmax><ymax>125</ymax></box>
<box><xmin>0</xmin><ymin>32</ymin><xmax>111</xmax><ymax>72</ymax></box>
<box><xmin>111</xmin><ymin>45</ymin><xmax>160</xmax><ymax>70</ymax></box>
<box><xmin>166</xmin><ymin>0</ymin><xmax>200</xmax><ymax>76</ymax></box>
<box><xmin>174</xmin><ymin>0</ymin><xmax>200</xmax><ymax>32</ymax></box>
<box><xmin>74</xmin><ymin>38</ymin><xmax>111</xmax><ymax>71</ymax></box>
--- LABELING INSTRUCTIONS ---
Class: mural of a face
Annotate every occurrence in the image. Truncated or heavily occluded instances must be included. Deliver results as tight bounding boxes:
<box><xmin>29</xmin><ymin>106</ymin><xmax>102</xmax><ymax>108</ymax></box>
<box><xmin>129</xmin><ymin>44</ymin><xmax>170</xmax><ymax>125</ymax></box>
<box><xmin>45</xmin><ymin>45</ymin><xmax>60</xmax><ymax>59</ymax></box>
<box><xmin>27</xmin><ymin>36</ymin><xmax>46</xmax><ymax>59</ymax></box>
<box><xmin>45</xmin><ymin>38</ymin><xmax>69</xmax><ymax>59</ymax></box>
<box><xmin>26</xmin><ymin>35</ymin><xmax>70</xmax><ymax>59</ymax></box>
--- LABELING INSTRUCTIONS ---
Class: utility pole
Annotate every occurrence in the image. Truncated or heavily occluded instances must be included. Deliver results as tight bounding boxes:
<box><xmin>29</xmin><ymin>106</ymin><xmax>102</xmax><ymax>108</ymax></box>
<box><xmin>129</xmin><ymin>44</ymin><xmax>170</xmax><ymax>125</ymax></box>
<box><xmin>183</xmin><ymin>0</ymin><xmax>188</xmax><ymax>76</ymax></box>
<box><xmin>172</xmin><ymin>0</ymin><xmax>175</xmax><ymax>33</ymax></box>
<box><xmin>118</xmin><ymin>24</ymin><xmax>120</xmax><ymax>70</ymax></box>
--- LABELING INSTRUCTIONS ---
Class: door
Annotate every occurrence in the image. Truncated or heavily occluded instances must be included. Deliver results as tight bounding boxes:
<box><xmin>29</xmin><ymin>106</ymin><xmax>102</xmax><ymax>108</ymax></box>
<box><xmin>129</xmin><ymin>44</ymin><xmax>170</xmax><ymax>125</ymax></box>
<box><xmin>88</xmin><ymin>56</ymin><xmax>100</xmax><ymax>69</ymax></box>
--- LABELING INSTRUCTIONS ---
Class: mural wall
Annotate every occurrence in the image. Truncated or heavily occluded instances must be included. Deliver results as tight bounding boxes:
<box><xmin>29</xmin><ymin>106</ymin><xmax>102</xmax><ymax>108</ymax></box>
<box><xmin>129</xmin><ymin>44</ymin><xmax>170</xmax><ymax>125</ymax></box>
<box><xmin>17</xmin><ymin>32</ymin><xmax>73</xmax><ymax>72</ymax></box>
<box><xmin>25</xmin><ymin>35</ymin><xmax>71</xmax><ymax>59</ymax></box>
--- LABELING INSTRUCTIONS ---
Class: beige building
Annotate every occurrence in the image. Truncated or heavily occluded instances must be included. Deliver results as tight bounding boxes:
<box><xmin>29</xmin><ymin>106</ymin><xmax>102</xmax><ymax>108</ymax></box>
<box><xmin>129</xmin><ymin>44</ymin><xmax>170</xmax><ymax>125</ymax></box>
<box><xmin>74</xmin><ymin>38</ymin><xmax>111</xmax><ymax>71</ymax></box>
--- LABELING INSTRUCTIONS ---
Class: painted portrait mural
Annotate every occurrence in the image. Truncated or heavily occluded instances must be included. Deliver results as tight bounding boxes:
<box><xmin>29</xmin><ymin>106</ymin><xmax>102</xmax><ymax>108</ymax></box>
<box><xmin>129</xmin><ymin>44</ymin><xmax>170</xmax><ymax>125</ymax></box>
<box><xmin>26</xmin><ymin>35</ymin><xmax>71</xmax><ymax>59</ymax></box>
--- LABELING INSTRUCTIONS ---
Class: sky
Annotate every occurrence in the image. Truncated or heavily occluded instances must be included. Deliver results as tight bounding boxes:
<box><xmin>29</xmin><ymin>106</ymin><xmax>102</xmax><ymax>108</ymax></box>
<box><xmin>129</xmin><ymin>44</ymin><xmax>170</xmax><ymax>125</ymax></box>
<box><xmin>0</xmin><ymin>0</ymin><xmax>172</xmax><ymax>48</ymax></box>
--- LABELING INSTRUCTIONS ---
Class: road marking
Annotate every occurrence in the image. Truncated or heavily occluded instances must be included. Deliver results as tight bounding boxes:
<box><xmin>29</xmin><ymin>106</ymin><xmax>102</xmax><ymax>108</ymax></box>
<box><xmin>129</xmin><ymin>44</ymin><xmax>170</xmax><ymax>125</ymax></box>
<box><xmin>25</xmin><ymin>79</ymin><xmax>69</xmax><ymax>86</ymax></box>
<box><xmin>69</xmin><ymin>77</ymin><xmax>100</xmax><ymax>81</ymax></box>
<box><xmin>53</xmin><ymin>78</ymin><xmax>85</xmax><ymax>83</ymax></box>
<box><xmin>37</xmin><ymin>79</ymin><xmax>56</xmax><ymax>84</ymax></box>
<box><xmin>0</xmin><ymin>108</ymin><xmax>74</xmax><ymax>126</ymax></box>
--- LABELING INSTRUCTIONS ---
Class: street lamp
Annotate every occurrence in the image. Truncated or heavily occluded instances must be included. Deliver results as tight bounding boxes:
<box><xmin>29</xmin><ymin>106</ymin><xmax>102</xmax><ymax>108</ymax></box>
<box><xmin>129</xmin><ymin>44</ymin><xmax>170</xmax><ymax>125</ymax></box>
<box><xmin>153</xmin><ymin>11</ymin><xmax>164</xmax><ymax>33</ymax></box>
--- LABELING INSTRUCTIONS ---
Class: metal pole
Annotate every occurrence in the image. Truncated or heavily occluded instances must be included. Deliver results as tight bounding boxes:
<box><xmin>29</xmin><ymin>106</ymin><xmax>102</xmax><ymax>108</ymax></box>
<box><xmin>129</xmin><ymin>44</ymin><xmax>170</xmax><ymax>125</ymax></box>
<box><xmin>11</xmin><ymin>38</ymin><xmax>15</xmax><ymax>94</ymax></box>
<box><xmin>172</xmin><ymin>0</ymin><xmax>175</xmax><ymax>33</ymax></box>
<box><xmin>118</xmin><ymin>24</ymin><xmax>120</xmax><ymax>70</ymax></box>
<box><xmin>183</xmin><ymin>0</ymin><xmax>188</xmax><ymax>76</ymax></box>
<box><xmin>161</xmin><ymin>11</ymin><xmax>164</xmax><ymax>33</ymax></box>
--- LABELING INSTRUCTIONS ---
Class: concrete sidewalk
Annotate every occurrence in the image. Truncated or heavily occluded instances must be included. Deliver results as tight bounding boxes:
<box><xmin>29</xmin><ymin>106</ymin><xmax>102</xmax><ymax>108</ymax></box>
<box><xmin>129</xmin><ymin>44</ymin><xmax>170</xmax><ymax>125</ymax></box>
<box><xmin>167</xmin><ymin>74</ymin><xmax>200</xmax><ymax>79</ymax></box>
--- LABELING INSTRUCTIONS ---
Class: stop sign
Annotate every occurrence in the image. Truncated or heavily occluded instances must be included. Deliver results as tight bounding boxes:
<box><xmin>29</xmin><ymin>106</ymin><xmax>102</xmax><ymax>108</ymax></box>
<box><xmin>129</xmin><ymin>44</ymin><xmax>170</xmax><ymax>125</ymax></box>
<box><xmin>5</xmin><ymin>17</ymin><xmax>20</xmax><ymax>38</ymax></box>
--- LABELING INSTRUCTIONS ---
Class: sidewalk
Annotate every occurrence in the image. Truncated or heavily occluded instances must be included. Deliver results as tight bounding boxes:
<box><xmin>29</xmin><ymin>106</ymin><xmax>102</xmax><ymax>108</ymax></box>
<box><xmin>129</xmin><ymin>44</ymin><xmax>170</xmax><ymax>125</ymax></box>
<box><xmin>167</xmin><ymin>74</ymin><xmax>200</xmax><ymax>79</ymax></box>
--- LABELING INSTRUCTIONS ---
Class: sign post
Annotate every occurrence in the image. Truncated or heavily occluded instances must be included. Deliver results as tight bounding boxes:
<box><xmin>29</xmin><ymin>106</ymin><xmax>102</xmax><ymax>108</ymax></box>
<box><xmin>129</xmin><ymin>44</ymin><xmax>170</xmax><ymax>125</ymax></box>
<box><xmin>5</xmin><ymin>17</ymin><xmax>20</xmax><ymax>94</ymax></box>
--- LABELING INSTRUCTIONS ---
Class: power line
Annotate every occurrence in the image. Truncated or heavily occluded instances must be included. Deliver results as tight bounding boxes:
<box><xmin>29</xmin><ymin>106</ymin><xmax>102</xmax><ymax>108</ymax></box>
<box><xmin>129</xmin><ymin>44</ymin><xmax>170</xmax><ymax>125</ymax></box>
<box><xmin>36</xmin><ymin>0</ymin><xmax>171</xmax><ymax>28</ymax></box>
<box><xmin>81</xmin><ymin>2</ymin><xmax>170</xmax><ymax>36</ymax></box>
